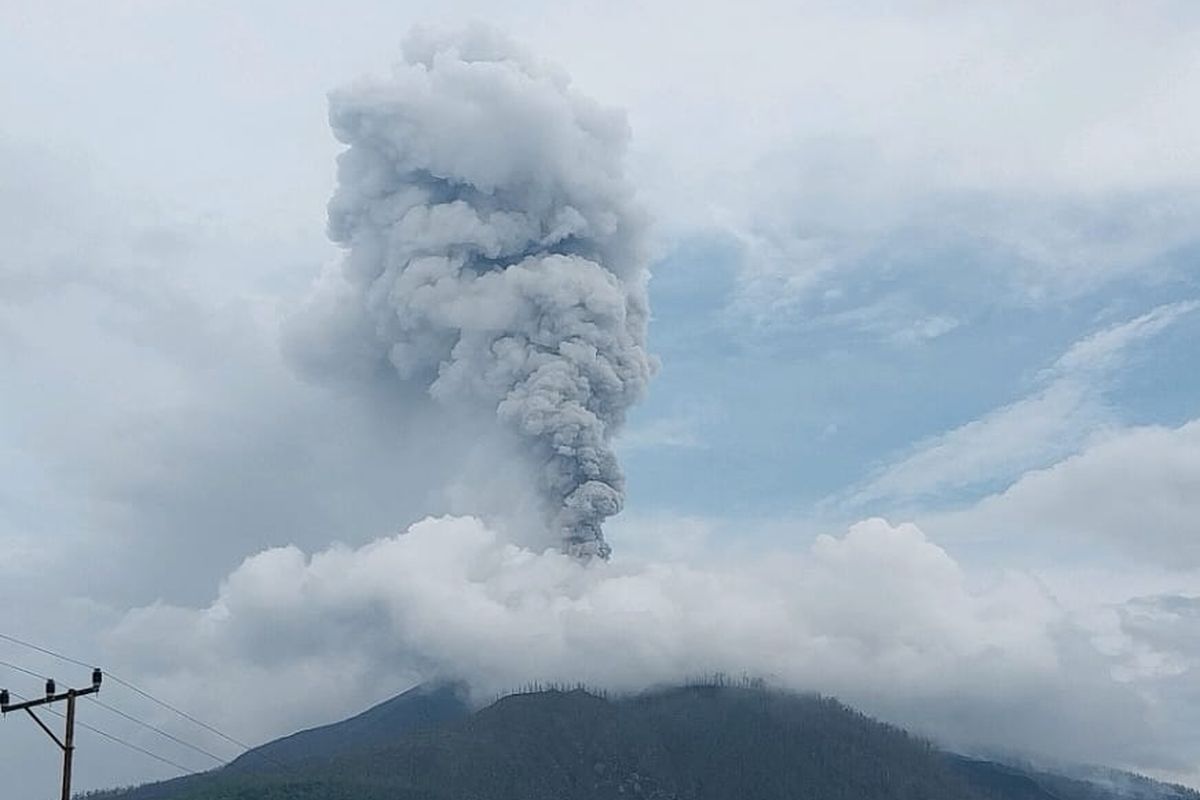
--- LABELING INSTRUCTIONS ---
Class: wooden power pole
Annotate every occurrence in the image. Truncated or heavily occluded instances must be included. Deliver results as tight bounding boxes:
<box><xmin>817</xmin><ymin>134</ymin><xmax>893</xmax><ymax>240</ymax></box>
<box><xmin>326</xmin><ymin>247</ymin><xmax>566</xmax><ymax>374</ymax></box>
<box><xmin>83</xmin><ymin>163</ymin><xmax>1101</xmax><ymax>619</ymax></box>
<box><xmin>1</xmin><ymin>668</ymin><xmax>102</xmax><ymax>800</ymax></box>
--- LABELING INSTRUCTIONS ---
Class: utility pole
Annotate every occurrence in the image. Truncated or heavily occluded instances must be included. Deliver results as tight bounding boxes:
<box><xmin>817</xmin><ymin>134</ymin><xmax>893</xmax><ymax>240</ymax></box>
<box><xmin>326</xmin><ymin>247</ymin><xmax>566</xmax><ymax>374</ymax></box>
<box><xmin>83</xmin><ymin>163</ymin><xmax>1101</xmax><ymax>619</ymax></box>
<box><xmin>1</xmin><ymin>667</ymin><xmax>102</xmax><ymax>800</ymax></box>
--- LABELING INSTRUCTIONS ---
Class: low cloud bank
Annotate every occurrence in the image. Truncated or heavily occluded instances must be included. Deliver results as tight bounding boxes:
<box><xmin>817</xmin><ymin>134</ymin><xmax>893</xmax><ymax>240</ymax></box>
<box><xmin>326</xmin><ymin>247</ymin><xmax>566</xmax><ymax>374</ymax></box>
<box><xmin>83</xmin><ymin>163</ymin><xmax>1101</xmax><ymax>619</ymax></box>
<box><xmin>107</xmin><ymin>515</ymin><xmax>1197</xmax><ymax>779</ymax></box>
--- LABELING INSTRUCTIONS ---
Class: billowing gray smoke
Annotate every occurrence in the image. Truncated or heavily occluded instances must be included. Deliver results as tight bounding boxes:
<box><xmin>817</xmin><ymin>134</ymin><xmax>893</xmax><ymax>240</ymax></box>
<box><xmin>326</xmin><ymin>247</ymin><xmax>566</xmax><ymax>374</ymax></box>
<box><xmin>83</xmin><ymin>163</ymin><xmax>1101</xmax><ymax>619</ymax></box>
<box><xmin>316</xmin><ymin>26</ymin><xmax>653</xmax><ymax>558</ymax></box>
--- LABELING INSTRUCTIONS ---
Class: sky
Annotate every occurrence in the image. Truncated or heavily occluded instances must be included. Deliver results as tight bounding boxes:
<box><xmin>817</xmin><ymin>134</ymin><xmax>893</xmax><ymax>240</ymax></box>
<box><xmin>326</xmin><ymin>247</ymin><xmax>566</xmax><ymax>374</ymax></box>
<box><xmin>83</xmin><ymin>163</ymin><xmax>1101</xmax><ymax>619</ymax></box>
<box><xmin>2</xmin><ymin>1</ymin><xmax>1199</xmax><ymax>797</ymax></box>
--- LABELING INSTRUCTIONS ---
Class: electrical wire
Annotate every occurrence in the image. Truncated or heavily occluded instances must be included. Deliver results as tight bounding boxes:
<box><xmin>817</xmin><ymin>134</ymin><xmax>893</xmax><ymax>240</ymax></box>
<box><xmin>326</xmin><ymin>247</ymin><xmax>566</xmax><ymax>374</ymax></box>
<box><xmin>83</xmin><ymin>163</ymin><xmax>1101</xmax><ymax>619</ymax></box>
<box><xmin>7</xmin><ymin>690</ymin><xmax>195</xmax><ymax>776</ymax></box>
<box><xmin>75</xmin><ymin>718</ymin><xmax>197</xmax><ymax>776</ymax></box>
<box><xmin>2</xmin><ymin>667</ymin><xmax>224</xmax><ymax>771</ymax></box>
<box><xmin>98</xmin><ymin>675</ymin><xmax>287</xmax><ymax>770</ymax></box>
<box><xmin>0</xmin><ymin>658</ymin><xmax>51</xmax><ymax>682</ymax></box>
<box><xmin>85</xmin><ymin>695</ymin><xmax>227</xmax><ymax>766</ymax></box>
<box><xmin>0</xmin><ymin>630</ymin><xmax>286</xmax><ymax>769</ymax></box>
<box><xmin>105</xmin><ymin>673</ymin><xmax>256</xmax><ymax>753</ymax></box>
<box><xmin>0</xmin><ymin>632</ymin><xmax>93</xmax><ymax>669</ymax></box>
<box><xmin>0</xmin><ymin>631</ymin><xmax>245</xmax><ymax>747</ymax></box>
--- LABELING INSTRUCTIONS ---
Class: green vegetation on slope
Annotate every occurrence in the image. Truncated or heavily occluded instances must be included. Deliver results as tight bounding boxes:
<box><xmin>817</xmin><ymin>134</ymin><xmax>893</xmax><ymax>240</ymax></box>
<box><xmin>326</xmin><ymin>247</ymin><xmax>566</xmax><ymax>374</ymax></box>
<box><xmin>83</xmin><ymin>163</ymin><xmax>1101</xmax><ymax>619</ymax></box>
<box><xmin>86</xmin><ymin>684</ymin><xmax>1200</xmax><ymax>800</ymax></box>
<box><xmin>86</xmin><ymin>685</ymin><xmax>987</xmax><ymax>800</ymax></box>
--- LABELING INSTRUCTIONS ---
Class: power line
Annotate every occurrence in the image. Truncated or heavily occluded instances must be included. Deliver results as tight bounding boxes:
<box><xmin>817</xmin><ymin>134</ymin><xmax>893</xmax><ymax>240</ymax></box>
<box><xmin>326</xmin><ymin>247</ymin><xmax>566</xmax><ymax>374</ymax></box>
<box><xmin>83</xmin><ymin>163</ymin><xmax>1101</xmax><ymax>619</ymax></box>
<box><xmin>8</xmin><ymin>690</ymin><xmax>196</xmax><ymax>777</ymax></box>
<box><xmin>0</xmin><ymin>631</ymin><xmax>255</xmax><ymax>753</ymax></box>
<box><xmin>0</xmin><ymin>658</ymin><xmax>51</xmax><ymax>682</ymax></box>
<box><xmin>1</xmin><ymin>663</ymin><xmax>103</xmax><ymax>799</ymax></box>
<box><xmin>75</xmin><ymin>716</ymin><xmax>197</xmax><ymax>777</ymax></box>
<box><xmin>106</xmin><ymin>674</ymin><xmax>256</xmax><ymax>753</ymax></box>
<box><xmin>100</xmin><ymin>676</ymin><xmax>287</xmax><ymax>770</ymax></box>
<box><xmin>3</xmin><ymin>655</ymin><xmax>226</xmax><ymax>768</ymax></box>
<box><xmin>0</xmin><ymin>632</ymin><xmax>92</xmax><ymax>669</ymax></box>
<box><xmin>85</xmin><ymin>695</ymin><xmax>227</xmax><ymax>766</ymax></box>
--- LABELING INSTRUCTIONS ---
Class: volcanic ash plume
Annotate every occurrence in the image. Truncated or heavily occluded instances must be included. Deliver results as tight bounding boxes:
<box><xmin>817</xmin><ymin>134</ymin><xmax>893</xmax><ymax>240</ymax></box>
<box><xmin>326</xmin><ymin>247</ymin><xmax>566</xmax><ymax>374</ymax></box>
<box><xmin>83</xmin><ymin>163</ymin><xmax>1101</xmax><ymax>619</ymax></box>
<box><xmin>317</xmin><ymin>27</ymin><xmax>653</xmax><ymax>558</ymax></box>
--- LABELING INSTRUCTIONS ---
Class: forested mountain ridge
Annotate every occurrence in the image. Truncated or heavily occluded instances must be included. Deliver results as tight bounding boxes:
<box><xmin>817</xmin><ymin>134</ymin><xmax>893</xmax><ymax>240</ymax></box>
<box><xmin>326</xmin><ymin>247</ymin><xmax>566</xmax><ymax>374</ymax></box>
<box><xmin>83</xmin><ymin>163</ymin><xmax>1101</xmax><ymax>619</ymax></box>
<box><xmin>85</xmin><ymin>684</ymin><xmax>1200</xmax><ymax>800</ymax></box>
<box><xmin>225</xmin><ymin>682</ymin><xmax>471</xmax><ymax>772</ymax></box>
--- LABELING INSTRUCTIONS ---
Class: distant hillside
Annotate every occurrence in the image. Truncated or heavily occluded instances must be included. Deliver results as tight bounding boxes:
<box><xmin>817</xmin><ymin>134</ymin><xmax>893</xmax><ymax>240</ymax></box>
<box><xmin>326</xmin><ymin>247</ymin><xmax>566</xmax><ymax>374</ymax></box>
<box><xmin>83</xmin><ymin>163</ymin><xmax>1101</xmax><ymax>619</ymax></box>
<box><xmin>87</xmin><ymin>682</ymin><xmax>470</xmax><ymax>800</ymax></box>
<box><xmin>953</xmin><ymin>756</ymin><xmax>1200</xmax><ymax>800</ymax></box>
<box><xmin>226</xmin><ymin>682</ymin><xmax>470</xmax><ymax>772</ymax></box>
<box><xmin>87</xmin><ymin>683</ymin><xmax>1200</xmax><ymax>800</ymax></box>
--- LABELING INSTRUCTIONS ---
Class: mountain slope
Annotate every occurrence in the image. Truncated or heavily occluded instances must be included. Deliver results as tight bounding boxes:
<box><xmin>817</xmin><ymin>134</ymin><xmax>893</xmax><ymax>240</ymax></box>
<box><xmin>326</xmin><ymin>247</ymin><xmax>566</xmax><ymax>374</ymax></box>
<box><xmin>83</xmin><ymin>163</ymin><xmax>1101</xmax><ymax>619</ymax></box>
<box><xmin>89</xmin><ymin>684</ymin><xmax>1200</xmax><ymax>800</ymax></box>
<box><xmin>953</xmin><ymin>757</ymin><xmax>1200</xmax><ymax>800</ymax></box>
<box><xmin>92</xmin><ymin>685</ymin><xmax>992</xmax><ymax>800</ymax></box>
<box><xmin>226</xmin><ymin>681</ymin><xmax>470</xmax><ymax>772</ymax></box>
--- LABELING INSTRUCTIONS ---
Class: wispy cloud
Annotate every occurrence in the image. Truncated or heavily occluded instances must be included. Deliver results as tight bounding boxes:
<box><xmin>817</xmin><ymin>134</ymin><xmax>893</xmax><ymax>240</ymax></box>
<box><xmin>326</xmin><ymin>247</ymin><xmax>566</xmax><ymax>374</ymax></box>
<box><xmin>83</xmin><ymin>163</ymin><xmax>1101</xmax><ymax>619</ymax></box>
<box><xmin>1049</xmin><ymin>300</ymin><xmax>1199</xmax><ymax>377</ymax></box>
<box><xmin>839</xmin><ymin>301</ymin><xmax>1199</xmax><ymax>509</ymax></box>
<box><xmin>617</xmin><ymin>401</ymin><xmax>722</xmax><ymax>452</ymax></box>
<box><xmin>618</xmin><ymin>416</ymin><xmax>708</xmax><ymax>451</ymax></box>
<box><xmin>923</xmin><ymin>417</ymin><xmax>1200</xmax><ymax>568</ymax></box>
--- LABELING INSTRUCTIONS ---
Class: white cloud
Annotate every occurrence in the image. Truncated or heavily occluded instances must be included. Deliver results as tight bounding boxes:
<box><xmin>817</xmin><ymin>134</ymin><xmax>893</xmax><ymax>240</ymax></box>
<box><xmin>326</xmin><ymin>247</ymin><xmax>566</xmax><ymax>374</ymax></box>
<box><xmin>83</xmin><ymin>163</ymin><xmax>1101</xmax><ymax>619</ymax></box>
<box><xmin>1049</xmin><ymin>301</ymin><xmax>1199</xmax><ymax>377</ymax></box>
<box><xmin>616</xmin><ymin>415</ymin><xmax>707</xmax><ymax>451</ymax></box>
<box><xmin>844</xmin><ymin>302</ymin><xmax>1197</xmax><ymax>508</ymax></box>
<box><xmin>101</xmin><ymin>513</ymin><xmax>1196</xmax><ymax>777</ymax></box>
<box><xmin>0</xmin><ymin>140</ymin><xmax>546</xmax><ymax>609</ymax></box>
<box><xmin>616</xmin><ymin>401</ymin><xmax>720</xmax><ymax>452</ymax></box>
<box><xmin>849</xmin><ymin>381</ymin><xmax>1102</xmax><ymax>505</ymax></box>
<box><xmin>926</xmin><ymin>418</ymin><xmax>1200</xmax><ymax>568</ymax></box>
<box><xmin>685</xmin><ymin>4</ymin><xmax>1200</xmax><ymax>311</ymax></box>
<box><xmin>5</xmin><ymin>2</ymin><xmax>1200</xmax><ymax>310</ymax></box>
<box><xmin>790</xmin><ymin>294</ymin><xmax>963</xmax><ymax>346</ymax></box>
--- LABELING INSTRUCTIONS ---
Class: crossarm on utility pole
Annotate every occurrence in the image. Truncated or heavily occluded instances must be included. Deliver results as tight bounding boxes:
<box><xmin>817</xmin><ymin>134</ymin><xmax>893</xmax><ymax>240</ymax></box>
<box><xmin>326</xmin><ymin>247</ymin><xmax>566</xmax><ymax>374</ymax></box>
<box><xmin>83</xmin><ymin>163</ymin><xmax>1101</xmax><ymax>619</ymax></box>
<box><xmin>2</xmin><ymin>683</ymin><xmax>99</xmax><ymax>713</ymax></box>
<box><xmin>1</xmin><ymin>669</ymin><xmax>101</xmax><ymax>800</ymax></box>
